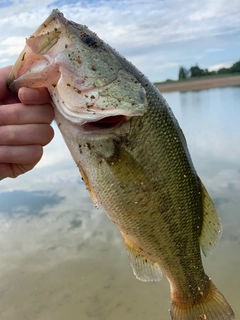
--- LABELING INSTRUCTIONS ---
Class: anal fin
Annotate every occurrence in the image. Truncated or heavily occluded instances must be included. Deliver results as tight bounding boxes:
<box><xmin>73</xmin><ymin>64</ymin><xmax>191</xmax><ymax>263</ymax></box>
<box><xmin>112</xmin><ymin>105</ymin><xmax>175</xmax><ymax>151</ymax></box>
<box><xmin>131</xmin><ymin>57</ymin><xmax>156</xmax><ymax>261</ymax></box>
<box><xmin>121</xmin><ymin>233</ymin><xmax>162</xmax><ymax>282</ymax></box>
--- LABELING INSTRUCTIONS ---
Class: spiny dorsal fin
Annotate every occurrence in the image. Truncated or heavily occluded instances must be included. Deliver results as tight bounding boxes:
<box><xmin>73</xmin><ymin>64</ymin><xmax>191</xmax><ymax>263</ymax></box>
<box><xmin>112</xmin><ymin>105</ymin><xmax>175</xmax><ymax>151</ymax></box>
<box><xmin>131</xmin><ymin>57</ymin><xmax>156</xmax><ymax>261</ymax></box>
<box><xmin>121</xmin><ymin>232</ymin><xmax>162</xmax><ymax>282</ymax></box>
<box><xmin>199</xmin><ymin>179</ymin><xmax>222</xmax><ymax>257</ymax></box>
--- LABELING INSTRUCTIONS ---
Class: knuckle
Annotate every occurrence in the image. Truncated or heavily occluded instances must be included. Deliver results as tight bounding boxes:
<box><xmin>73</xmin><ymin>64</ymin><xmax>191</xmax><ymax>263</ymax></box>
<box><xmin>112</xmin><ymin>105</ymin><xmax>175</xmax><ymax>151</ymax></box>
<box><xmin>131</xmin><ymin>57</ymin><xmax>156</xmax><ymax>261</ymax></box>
<box><xmin>0</xmin><ymin>125</ymin><xmax>17</xmax><ymax>144</ymax></box>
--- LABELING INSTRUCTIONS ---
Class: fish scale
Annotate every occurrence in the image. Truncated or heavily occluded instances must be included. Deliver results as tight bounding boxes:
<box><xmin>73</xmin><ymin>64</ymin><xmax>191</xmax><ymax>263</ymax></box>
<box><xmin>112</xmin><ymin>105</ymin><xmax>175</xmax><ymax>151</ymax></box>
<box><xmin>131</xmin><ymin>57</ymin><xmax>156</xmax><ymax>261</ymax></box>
<box><xmin>7</xmin><ymin>9</ymin><xmax>234</xmax><ymax>320</ymax></box>
<box><xmin>75</xmin><ymin>85</ymin><xmax>208</xmax><ymax>302</ymax></box>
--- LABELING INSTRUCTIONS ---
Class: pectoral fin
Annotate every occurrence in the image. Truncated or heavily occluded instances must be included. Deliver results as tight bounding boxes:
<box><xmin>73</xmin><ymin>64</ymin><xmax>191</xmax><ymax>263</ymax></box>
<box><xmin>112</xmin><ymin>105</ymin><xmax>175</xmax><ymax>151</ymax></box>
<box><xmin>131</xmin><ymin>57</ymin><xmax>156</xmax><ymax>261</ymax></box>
<box><xmin>104</xmin><ymin>140</ymin><xmax>146</xmax><ymax>186</ymax></box>
<box><xmin>199</xmin><ymin>179</ymin><xmax>222</xmax><ymax>257</ymax></box>
<box><xmin>121</xmin><ymin>233</ymin><xmax>162</xmax><ymax>282</ymax></box>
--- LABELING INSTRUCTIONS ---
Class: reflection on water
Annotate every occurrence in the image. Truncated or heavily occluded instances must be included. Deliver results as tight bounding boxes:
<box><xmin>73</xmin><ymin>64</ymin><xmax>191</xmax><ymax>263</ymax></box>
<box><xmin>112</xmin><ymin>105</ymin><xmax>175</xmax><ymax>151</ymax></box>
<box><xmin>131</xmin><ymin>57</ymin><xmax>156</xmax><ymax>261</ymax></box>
<box><xmin>0</xmin><ymin>190</ymin><xmax>64</xmax><ymax>217</ymax></box>
<box><xmin>0</xmin><ymin>87</ymin><xmax>239</xmax><ymax>319</ymax></box>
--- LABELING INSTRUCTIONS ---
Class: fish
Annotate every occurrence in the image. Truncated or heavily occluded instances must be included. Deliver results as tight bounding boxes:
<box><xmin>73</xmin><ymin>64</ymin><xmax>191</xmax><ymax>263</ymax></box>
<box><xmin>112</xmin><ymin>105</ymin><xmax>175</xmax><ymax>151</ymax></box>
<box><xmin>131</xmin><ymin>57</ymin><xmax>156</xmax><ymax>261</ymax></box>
<box><xmin>7</xmin><ymin>9</ymin><xmax>235</xmax><ymax>320</ymax></box>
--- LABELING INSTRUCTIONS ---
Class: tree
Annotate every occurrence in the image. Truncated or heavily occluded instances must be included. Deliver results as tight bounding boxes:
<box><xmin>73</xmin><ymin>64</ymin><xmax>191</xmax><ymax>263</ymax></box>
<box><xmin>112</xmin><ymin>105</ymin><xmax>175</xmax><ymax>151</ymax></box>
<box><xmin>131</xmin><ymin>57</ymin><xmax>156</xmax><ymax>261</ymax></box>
<box><xmin>189</xmin><ymin>65</ymin><xmax>205</xmax><ymax>77</ymax></box>
<box><xmin>218</xmin><ymin>68</ymin><xmax>229</xmax><ymax>75</ymax></box>
<box><xmin>230</xmin><ymin>60</ymin><xmax>240</xmax><ymax>73</ymax></box>
<box><xmin>178</xmin><ymin>66</ymin><xmax>189</xmax><ymax>79</ymax></box>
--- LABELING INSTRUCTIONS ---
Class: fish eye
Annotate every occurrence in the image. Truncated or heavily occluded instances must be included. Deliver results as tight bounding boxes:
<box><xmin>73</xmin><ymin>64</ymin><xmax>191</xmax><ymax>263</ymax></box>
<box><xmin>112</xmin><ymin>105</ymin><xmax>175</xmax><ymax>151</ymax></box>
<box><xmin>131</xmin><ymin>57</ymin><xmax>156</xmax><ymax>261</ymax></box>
<box><xmin>82</xmin><ymin>35</ymin><xmax>99</xmax><ymax>47</ymax></box>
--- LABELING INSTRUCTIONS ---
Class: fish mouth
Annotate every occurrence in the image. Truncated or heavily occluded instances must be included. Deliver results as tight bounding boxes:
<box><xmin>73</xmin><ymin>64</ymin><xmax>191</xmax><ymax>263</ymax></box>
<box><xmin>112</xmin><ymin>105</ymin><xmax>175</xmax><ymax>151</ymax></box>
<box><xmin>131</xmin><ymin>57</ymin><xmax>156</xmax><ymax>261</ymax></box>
<box><xmin>7</xmin><ymin>8</ymin><xmax>148</xmax><ymax>130</ymax></box>
<box><xmin>82</xmin><ymin>115</ymin><xmax>126</xmax><ymax>131</ymax></box>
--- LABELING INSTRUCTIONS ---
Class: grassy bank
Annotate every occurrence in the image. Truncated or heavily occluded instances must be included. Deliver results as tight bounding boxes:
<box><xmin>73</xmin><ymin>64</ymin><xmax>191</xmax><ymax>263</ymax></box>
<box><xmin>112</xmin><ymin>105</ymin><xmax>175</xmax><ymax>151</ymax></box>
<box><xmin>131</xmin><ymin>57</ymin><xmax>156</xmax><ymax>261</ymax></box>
<box><xmin>154</xmin><ymin>74</ymin><xmax>240</xmax><ymax>93</ymax></box>
<box><xmin>154</xmin><ymin>73</ymin><xmax>240</xmax><ymax>86</ymax></box>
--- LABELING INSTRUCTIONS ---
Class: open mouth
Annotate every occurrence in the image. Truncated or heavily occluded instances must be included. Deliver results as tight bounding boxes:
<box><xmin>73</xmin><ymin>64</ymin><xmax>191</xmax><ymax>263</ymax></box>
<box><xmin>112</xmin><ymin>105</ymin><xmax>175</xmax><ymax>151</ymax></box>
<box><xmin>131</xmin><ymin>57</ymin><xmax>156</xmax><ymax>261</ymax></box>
<box><xmin>82</xmin><ymin>115</ymin><xmax>126</xmax><ymax>131</ymax></box>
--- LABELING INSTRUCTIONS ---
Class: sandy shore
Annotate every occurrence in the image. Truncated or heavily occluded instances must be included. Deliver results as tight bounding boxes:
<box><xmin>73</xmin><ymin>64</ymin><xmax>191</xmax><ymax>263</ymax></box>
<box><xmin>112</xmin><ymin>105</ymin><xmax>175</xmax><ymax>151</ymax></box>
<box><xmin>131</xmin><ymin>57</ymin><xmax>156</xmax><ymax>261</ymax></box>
<box><xmin>156</xmin><ymin>75</ymin><xmax>240</xmax><ymax>93</ymax></box>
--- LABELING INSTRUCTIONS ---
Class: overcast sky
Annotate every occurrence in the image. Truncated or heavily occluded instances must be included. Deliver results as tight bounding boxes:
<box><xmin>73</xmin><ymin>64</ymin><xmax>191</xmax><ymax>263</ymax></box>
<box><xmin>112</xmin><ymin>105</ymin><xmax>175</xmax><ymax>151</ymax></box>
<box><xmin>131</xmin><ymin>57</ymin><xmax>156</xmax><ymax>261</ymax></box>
<box><xmin>0</xmin><ymin>0</ymin><xmax>239</xmax><ymax>82</ymax></box>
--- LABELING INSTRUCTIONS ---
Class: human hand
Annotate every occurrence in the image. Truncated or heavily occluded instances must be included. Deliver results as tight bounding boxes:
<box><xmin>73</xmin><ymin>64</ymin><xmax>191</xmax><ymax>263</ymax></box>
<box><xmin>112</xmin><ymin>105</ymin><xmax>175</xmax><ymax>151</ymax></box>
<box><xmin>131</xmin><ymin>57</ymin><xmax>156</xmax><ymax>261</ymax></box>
<box><xmin>0</xmin><ymin>66</ymin><xmax>54</xmax><ymax>180</ymax></box>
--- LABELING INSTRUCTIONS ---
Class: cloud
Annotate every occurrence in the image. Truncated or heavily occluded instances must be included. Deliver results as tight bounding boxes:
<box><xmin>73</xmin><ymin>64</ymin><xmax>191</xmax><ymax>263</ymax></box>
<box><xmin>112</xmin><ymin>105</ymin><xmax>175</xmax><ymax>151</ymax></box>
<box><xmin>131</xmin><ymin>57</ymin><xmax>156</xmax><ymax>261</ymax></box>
<box><xmin>208</xmin><ymin>63</ymin><xmax>231</xmax><ymax>71</ymax></box>
<box><xmin>0</xmin><ymin>0</ymin><xmax>240</xmax><ymax>81</ymax></box>
<box><xmin>0</xmin><ymin>36</ymin><xmax>25</xmax><ymax>46</ymax></box>
<box><xmin>189</xmin><ymin>0</ymin><xmax>240</xmax><ymax>21</ymax></box>
<box><xmin>206</xmin><ymin>48</ymin><xmax>224</xmax><ymax>53</ymax></box>
<box><xmin>0</xmin><ymin>58</ymin><xmax>9</xmax><ymax>64</ymax></box>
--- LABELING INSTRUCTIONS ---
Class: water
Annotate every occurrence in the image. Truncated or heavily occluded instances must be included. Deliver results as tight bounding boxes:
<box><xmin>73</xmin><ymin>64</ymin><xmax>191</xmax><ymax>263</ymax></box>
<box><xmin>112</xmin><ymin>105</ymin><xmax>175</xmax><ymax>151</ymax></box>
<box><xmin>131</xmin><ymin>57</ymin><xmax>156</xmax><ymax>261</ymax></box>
<box><xmin>0</xmin><ymin>87</ymin><xmax>239</xmax><ymax>320</ymax></box>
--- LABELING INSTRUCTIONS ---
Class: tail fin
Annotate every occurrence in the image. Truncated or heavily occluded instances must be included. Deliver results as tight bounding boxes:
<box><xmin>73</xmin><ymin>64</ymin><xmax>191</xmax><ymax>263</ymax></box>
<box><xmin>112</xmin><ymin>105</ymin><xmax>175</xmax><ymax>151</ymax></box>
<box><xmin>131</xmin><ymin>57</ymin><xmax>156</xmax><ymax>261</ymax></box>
<box><xmin>170</xmin><ymin>280</ymin><xmax>234</xmax><ymax>320</ymax></box>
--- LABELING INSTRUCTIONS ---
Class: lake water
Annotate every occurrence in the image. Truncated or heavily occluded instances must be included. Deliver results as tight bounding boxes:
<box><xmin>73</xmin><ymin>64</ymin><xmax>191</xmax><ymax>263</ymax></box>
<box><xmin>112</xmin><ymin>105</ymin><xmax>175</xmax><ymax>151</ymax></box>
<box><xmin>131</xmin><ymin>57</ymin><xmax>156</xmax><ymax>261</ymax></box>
<box><xmin>0</xmin><ymin>86</ymin><xmax>239</xmax><ymax>320</ymax></box>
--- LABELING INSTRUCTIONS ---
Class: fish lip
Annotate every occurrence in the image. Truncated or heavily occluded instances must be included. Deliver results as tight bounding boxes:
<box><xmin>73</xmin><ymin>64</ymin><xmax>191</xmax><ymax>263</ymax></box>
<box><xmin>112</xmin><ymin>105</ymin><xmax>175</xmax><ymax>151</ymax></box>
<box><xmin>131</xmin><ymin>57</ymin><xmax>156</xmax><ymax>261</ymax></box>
<box><xmin>7</xmin><ymin>8</ymin><xmax>147</xmax><ymax>130</ymax></box>
<box><xmin>81</xmin><ymin>115</ymin><xmax>127</xmax><ymax>132</ymax></box>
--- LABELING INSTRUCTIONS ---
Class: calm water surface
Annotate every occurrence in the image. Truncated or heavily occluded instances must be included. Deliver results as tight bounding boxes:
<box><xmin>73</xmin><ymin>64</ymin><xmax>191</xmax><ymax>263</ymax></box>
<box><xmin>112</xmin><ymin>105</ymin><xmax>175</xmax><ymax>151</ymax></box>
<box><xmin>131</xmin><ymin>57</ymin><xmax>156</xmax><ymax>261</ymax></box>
<box><xmin>0</xmin><ymin>87</ymin><xmax>239</xmax><ymax>320</ymax></box>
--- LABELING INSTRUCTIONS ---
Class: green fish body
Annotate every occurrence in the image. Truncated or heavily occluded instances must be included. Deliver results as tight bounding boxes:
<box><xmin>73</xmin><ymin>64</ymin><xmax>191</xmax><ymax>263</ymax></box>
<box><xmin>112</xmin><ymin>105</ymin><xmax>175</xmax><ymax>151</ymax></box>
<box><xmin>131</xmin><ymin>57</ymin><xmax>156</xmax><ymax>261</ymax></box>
<box><xmin>7</xmin><ymin>10</ymin><xmax>234</xmax><ymax>320</ymax></box>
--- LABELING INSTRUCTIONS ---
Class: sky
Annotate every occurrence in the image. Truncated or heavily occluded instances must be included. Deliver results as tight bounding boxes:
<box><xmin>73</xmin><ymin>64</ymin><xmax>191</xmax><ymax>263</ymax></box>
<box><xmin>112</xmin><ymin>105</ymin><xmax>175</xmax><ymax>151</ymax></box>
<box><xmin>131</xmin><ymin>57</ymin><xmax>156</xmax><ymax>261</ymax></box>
<box><xmin>0</xmin><ymin>0</ymin><xmax>239</xmax><ymax>82</ymax></box>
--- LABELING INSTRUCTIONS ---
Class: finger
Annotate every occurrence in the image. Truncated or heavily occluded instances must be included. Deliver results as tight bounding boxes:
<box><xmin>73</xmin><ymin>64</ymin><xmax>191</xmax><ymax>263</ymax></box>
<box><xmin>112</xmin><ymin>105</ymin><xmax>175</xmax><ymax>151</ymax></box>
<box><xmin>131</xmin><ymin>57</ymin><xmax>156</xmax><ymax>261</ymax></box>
<box><xmin>0</xmin><ymin>145</ymin><xmax>43</xmax><ymax>164</ymax></box>
<box><xmin>0</xmin><ymin>103</ymin><xmax>55</xmax><ymax>125</ymax></box>
<box><xmin>0</xmin><ymin>66</ymin><xmax>19</xmax><ymax>105</ymax></box>
<box><xmin>0</xmin><ymin>66</ymin><xmax>12</xmax><ymax>98</ymax></box>
<box><xmin>0</xmin><ymin>124</ymin><xmax>54</xmax><ymax>146</ymax></box>
<box><xmin>0</xmin><ymin>145</ymin><xmax>43</xmax><ymax>179</ymax></box>
<box><xmin>19</xmin><ymin>87</ymin><xmax>52</xmax><ymax>105</ymax></box>
<box><xmin>0</xmin><ymin>162</ymin><xmax>38</xmax><ymax>179</ymax></box>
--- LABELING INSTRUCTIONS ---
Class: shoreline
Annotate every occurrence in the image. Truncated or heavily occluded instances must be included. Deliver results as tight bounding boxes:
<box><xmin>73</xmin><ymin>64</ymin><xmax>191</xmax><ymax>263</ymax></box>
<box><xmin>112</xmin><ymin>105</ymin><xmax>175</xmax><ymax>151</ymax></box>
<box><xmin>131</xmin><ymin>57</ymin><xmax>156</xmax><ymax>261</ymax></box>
<box><xmin>155</xmin><ymin>75</ymin><xmax>240</xmax><ymax>93</ymax></box>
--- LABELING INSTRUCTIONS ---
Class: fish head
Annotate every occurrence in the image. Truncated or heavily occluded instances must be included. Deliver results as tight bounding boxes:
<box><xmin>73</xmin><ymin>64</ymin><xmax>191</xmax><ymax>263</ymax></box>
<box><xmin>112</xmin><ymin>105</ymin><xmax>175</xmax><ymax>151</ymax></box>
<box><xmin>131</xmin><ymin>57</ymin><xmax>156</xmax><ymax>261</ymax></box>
<box><xmin>7</xmin><ymin>9</ymin><xmax>148</xmax><ymax>125</ymax></box>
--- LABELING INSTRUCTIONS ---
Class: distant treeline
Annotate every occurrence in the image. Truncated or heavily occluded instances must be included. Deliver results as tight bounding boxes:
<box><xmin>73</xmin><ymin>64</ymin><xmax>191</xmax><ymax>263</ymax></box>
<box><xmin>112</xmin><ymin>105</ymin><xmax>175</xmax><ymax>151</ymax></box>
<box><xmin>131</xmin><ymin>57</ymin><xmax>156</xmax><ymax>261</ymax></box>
<box><xmin>178</xmin><ymin>60</ymin><xmax>240</xmax><ymax>80</ymax></box>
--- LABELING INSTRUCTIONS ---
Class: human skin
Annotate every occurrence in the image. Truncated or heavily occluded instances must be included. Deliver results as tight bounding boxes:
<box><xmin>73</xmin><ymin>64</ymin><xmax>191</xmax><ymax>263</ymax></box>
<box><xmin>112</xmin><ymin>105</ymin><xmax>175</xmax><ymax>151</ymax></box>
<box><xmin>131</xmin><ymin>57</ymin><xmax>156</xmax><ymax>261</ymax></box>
<box><xmin>0</xmin><ymin>66</ymin><xmax>54</xmax><ymax>179</ymax></box>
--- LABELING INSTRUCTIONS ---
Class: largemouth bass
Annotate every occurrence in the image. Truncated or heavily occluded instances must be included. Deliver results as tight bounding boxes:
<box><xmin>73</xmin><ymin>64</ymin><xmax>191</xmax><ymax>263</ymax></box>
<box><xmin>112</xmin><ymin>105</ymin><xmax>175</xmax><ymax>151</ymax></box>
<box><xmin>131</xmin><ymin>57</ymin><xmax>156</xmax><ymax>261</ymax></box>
<box><xmin>7</xmin><ymin>9</ymin><xmax>234</xmax><ymax>320</ymax></box>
